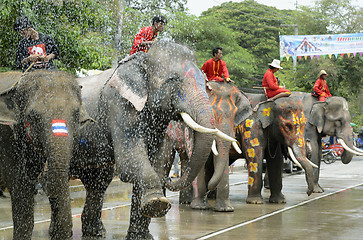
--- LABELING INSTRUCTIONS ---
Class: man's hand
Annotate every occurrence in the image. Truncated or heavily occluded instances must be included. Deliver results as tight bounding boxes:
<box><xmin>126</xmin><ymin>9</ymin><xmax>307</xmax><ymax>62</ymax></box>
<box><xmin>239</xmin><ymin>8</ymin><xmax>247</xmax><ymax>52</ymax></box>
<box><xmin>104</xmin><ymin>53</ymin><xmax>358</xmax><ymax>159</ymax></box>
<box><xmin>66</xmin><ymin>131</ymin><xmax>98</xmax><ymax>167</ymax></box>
<box><xmin>226</xmin><ymin>78</ymin><xmax>234</xmax><ymax>83</ymax></box>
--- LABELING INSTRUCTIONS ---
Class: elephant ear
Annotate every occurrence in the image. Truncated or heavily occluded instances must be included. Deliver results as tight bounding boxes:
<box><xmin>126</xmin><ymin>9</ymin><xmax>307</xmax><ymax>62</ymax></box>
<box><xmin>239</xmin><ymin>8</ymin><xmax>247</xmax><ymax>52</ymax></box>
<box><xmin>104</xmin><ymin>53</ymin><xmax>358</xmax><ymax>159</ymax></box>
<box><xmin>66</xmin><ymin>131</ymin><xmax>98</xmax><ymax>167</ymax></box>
<box><xmin>309</xmin><ymin>102</ymin><xmax>326</xmax><ymax>133</ymax></box>
<box><xmin>234</xmin><ymin>89</ymin><xmax>253</xmax><ymax>126</ymax></box>
<box><xmin>0</xmin><ymin>93</ymin><xmax>17</xmax><ymax>126</ymax></box>
<box><xmin>109</xmin><ymin>52</ymin><xmax>148</xmax><ymax>111</ymax></box>
<box><xmin>256</xmin><ymin>100</ymin><xmax>276</xmax><ymax>128</ymax></box>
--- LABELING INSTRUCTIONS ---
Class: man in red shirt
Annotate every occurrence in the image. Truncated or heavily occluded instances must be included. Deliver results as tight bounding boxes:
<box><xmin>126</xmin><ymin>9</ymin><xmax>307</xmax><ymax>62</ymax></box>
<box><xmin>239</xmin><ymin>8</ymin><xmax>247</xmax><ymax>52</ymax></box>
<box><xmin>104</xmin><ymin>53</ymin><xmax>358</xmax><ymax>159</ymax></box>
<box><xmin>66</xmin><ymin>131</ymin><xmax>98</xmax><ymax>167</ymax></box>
<box><xmin>201</xmin><ymin>47</ymin><xmax>232</xmax><ymax>83</ymax></box>
<box><xmin>130</xmin><ymin>15</ymin><xmax>167</xmax><ymax>55</ymax></box>
<box><xmin>313</xmin><ymin>70</ymin><xmax>332</xmax><ymax>101</ymax></box>
<box><xmin>262</xmin><ymin>59</ymin><xmax>291</xmax><ymax>100</ymax></box>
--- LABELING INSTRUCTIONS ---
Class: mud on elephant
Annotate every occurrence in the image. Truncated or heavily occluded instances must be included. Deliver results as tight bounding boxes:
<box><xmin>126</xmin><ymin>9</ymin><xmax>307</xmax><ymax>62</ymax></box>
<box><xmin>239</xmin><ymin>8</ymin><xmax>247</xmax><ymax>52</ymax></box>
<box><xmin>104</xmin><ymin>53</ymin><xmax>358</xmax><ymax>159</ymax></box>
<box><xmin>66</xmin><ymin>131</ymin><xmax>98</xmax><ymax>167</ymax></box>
<box><xmin>75</xmin><ymin>42</ymin><xmax>237</xmax><ymax>239</ymax></box>
<box><xmin>234</xmin><ymin>94</ymin><xmax>316</xmax><ymax>204</ymax></box>
<box><xmin>291</xmin><ymin>92</ymin><xmax>363</xmax><ymax>193</ymax></box>
<box><xmin>0</xmin><ymin>70</ymin><xmax>87</xmax><ymax>240</ymax></box>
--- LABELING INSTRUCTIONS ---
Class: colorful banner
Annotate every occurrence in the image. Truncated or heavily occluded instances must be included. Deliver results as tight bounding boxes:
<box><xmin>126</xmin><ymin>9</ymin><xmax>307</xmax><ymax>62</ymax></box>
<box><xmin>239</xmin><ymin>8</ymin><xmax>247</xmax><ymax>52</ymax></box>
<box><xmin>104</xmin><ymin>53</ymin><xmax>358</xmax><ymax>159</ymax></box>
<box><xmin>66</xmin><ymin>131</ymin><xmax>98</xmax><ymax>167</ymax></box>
<box><xmin>280</xmin><ymin>33</ymin><xmax>363</xmax><ymax>60</ymax></box>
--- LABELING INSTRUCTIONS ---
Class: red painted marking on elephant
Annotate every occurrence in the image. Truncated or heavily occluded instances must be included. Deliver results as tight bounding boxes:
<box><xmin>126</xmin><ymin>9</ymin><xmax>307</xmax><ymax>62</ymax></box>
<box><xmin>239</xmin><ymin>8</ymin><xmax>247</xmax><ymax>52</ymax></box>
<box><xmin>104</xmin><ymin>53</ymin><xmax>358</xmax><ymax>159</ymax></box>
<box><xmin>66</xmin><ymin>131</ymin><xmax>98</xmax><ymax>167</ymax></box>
<box><xmin>25</xmin><ymin>122</ymin><xmax>32</xmax><ymax>141</ymax></box>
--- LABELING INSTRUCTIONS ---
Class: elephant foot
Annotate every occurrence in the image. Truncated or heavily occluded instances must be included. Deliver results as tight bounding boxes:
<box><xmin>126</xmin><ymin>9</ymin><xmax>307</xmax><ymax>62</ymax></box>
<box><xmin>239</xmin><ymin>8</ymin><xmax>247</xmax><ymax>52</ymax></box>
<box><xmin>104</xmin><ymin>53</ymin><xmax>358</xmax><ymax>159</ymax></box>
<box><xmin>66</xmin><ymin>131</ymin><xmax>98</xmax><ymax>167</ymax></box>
<box><xmin>125</xmin><ymin>231</ymin><xmax>154</xmax><ymax>240</ymax></box>
<box><xmin>213</xmin><ymin>199</ymin><xmax>234</xmax><ymax>212</ymax></box>
<box><xmin>269</xmin><ymin>193</ymin><xmax>286</xmax><ymax>204</ymax></box>
<box><xmin>140</xmin><ymin>191</ymin><xmax>171</xmax><ymax>218</ymax></box>
<box><xmin>191</xmin><ymin>198</ymin><xmax>210</xmax><ymax>210</ymax></box>
<box><xmin>313</xmin><ymin>184</ymin><xmax>324</xmax><ymax>193</ymax></box>
<box><xmin>246</xmin><ymin>195</ymin><xmax>264</xmax><ymax>204</ymax></box>
<box><xmin>81</xmin><ymin>220</ymin><xmax>106</xmax><ymax>238</ymax></box>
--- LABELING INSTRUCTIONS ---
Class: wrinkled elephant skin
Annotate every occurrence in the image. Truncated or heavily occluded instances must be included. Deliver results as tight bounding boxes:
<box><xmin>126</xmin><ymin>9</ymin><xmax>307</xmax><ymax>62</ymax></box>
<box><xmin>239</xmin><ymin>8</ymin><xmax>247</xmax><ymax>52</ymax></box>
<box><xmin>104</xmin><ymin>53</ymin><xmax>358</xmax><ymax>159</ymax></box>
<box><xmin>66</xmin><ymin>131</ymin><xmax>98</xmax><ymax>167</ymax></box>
<box><xmin>0</xmin><ymin>70</ymin><xmax>84</xmax><ymax>240</ymax></box>
<box><xmin>75</xmin><ymin>42</ymin><xmax>217</xmax><ymax>239</ymax></box>
<box><xmin>236</xmin><ymin>94</ymin><xmax>314</xmax><ymax>204</ymax></box>
<box><xmin>291</xmin><ymin>92</ymin><xmax>355</xmax><ymax>193</ymax></box>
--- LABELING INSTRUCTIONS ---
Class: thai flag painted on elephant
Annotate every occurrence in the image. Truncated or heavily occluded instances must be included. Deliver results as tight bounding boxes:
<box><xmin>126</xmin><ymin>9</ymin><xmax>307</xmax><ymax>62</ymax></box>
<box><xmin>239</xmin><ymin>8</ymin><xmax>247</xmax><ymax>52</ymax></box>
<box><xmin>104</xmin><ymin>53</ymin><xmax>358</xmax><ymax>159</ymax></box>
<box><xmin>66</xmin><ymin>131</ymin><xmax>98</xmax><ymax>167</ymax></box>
<box><xmin>52</xmin><ymin>119</ymin><xmax>68</xmax><ymax>137</ymax></box>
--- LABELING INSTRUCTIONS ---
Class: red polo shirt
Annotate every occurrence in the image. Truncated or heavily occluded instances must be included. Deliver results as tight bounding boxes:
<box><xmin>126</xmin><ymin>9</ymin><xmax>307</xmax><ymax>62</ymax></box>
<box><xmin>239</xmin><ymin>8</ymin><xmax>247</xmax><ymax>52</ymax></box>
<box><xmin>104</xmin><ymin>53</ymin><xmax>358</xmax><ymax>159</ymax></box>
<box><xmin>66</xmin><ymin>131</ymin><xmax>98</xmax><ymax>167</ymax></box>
<box><xmin>130</xmin><ymin>26</ymin><xmax>157</xmax><ymax>55</ymax></box>
<box><xmin>201</xmin><ymin>58</ymin><xmax>230</xmax><ymax>82</ymax></box>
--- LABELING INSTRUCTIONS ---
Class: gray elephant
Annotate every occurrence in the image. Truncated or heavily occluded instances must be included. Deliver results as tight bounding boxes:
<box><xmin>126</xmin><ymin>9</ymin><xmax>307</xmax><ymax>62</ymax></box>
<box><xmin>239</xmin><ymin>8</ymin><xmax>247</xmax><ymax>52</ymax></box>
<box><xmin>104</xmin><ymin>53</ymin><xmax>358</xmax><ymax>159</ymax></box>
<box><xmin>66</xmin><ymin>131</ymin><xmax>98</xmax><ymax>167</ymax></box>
<box><xmin>291</xmin><ymin>92</ymin><xmax>363</xmax><ymax>193</ymax></box>
<box><xmin>74</xmin><ymin>42</ymin><xmax>236</xmax><ymax>239</ymax></box>
<box><xmin>0</xmin><ymin>70</ymin><xmax>87</xmax><ymax>240</ymax></box>
<box><xmin>189</xmin><ymin>82</ymin><xmax>252</xmax><ymax>212</ymax></box>
<box><xmin>232</xmin><ymin>93</ymin><xmax>315</xmax><ymax>204</ymax></box>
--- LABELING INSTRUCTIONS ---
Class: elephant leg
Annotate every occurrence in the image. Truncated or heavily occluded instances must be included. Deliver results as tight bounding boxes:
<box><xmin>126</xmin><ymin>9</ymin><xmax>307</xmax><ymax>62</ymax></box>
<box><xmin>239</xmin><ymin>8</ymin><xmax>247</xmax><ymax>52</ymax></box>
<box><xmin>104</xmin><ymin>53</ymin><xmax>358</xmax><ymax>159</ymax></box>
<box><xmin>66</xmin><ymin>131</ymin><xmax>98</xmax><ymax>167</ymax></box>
<box><xmin>191</xmin><ymin>167</ymin><xmax>210</xmax><ymax>210</ymax></box>
<box><xmin>115</xmin><ymin>137</ymin><xmax>171</xmax><ymax>218</ymax></box>
<box><xmin>179</xmin><ymin>156</ymin><xmax>193</xmax><ymax>204</ymax></box>
<box><xmin>126</xmin><ymin>185</ymin><xmax>153</xmax><ymax>240</ymax></box>
<box><xmin>80</xmin><ymin>166</ymin><xmax>114</xmax><ymax>237</ymax></box>
<box><xmin>11</xmin><ymin>163</ymin><xmax>35</xmax><ymax>240</ymax></box>
<box><xmin>214</xmin><ymin>166</ymin><xmax>234</xmax><ymax>212</ymax></box>
<box><xmin>246</xmin><ymin>157</ymin><xmax>264</xmax><ymax>204</ymax></box>
<box><xmin>266</xmin><ymin>145</ymin><xmax>286</xmax><ymax>203</ymax></box>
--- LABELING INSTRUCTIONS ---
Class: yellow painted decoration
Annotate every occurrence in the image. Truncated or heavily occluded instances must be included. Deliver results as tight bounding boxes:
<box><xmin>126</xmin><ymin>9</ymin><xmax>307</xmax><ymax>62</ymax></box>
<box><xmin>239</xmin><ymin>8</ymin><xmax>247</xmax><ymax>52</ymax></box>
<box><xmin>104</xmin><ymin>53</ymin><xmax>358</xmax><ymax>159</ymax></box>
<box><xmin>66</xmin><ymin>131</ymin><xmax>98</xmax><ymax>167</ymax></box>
<box><xmin>247</xmin><ymin>148</ymin><xmax>255</xmax><ymax>158</ymax></box>
<box><xmin>263</xmin><ymin>107</ymin><xmax>271</xmax><ymax>117</ymax></box>
<box><xmin>299</xmin><ymin>138</ymin><xmax>305</xmax><ymax>147</ymax></box>
<box><xmin>251</xmin><ymin>138</ymin><xmax>260</xmax><ymax>147</ymax></box>
<box><xmin>250</xmin><ymin>162</ymin><xmax>258</xmax><ymax>173</ymax></box>
<box><xmin>293</xmin><ymin>113</ymin><xmax>300</xmax><ymax>125</ymax></box>
<box><xmin>300</xmin><ymin>112</ymin><xmax>306</xmax><ymax>124</ymax></box>
<box><xmin>297</xmin><ymin>126</ymin><xmax>301</xmax><ymax>135</ymax></box>
<box><xmin>246</xmin><ymin>119</ymin><xmax>254</xmax><ymax>128</ymax></box>
<box><xmin>248</xmin><ymin>177</ymin><xmax>255</xmax><ymax>186</ymax></box>
<box><xmin>244</xmin><ymin>131</ymin><xmax>251</xmax><ymax>139</ymax></box>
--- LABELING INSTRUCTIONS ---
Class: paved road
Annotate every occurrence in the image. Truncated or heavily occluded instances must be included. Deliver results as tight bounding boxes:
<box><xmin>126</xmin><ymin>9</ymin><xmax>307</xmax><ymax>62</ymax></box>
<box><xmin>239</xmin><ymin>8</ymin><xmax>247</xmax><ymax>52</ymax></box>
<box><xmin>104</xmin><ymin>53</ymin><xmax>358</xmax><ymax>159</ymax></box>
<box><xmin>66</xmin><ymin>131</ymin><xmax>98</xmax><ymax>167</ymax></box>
<box><xmin>1</xmin><ymin>156</ymin><xmax>363</xmax><ymax>239</ymax></box>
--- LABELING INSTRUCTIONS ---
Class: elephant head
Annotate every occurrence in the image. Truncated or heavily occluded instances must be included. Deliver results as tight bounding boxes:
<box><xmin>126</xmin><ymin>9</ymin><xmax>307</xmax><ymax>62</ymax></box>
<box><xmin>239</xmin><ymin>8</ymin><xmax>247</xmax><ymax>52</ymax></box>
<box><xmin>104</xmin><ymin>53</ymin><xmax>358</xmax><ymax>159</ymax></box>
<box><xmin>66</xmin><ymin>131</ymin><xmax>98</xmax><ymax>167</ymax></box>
<box><xmin>256</xmin><ymin>97</ymin><xmax>314</xmax><ymax>195</ymax></box>
<box><xmin>105</xmin><ymin>41</ymin><xmax>235</xmax><ymax>192</ymax></box>
<box><xmin>0</xmin><ymin>70</ymin><xmax>86</xmax><ymax>239</ymax></box>
<box><xmin>309</xmin><ymin>96</ymin><xmax>362</xmax><ymax>164</ymax></box>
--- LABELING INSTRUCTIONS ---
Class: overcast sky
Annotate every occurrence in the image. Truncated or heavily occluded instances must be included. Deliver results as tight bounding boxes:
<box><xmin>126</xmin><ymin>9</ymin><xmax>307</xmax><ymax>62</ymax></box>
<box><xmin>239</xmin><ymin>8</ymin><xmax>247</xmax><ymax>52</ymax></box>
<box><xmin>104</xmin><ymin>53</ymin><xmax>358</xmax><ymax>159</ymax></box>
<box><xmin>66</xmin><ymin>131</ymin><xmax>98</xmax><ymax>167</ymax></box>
<box><xmin>185</xmin><ymin>0</ymin><xmax>363</xmax><ymax>16</ymax></box>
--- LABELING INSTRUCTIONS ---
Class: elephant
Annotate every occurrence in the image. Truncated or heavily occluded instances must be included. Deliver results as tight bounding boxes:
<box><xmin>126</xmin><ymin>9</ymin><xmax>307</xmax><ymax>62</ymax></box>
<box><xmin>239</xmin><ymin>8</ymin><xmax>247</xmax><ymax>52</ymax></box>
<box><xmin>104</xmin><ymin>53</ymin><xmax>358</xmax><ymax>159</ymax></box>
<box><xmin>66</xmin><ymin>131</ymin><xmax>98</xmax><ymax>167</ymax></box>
<box><xmin>232</xmin><ymin>93</ymin><xmax>315</xmax><ymax>204</ymax></box>
<box><xmin>74</xmin><ymin>41</ymin><xmax>237</xmax><ymax>239</ymax></box>
<box><xmin>185</xmin><ymin>81</ymin><xmax>252</xmax><ymax>212</ymax></box>
<box><xmin>0</xmin><ymin>70</ymin><xmax>87</xmax><ymax>239</ymax></box>
<box><xmin>290</xmin><ymin>92</ymin><xmax>363</xmax><ymax>193</ymax></box>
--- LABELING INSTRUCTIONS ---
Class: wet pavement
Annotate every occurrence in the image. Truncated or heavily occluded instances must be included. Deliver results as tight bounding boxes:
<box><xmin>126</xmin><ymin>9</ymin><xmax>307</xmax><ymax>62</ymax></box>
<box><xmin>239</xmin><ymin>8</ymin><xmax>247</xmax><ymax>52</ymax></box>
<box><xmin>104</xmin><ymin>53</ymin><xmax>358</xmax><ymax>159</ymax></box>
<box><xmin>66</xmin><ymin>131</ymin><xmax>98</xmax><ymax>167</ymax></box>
<box><xmin>1</xmin><ymin>156</ymin><xmax>363</xmax><ymax>239</ymax></box>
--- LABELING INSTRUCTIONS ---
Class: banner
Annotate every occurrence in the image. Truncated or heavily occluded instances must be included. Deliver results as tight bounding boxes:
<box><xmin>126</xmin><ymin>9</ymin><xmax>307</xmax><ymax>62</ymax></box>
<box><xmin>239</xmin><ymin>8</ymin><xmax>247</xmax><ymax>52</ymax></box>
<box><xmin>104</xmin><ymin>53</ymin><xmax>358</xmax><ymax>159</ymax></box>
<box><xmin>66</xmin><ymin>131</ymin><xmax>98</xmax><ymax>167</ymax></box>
<box><xmin>280</xmin><ymin>33</ymin><xmax>363</xmax><ymax>60</ymax></box>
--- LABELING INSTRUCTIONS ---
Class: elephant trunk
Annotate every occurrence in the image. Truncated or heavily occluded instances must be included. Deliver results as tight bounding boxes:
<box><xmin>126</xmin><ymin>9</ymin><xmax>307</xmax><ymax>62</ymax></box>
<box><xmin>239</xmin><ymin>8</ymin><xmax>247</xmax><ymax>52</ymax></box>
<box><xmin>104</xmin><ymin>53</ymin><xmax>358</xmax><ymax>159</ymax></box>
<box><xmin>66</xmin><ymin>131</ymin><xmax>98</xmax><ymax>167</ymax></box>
<box><xmin>291</xmin><ymin>144</ymin><xmax>314</xmax><ymax>196</ymax></box>
<box><xmin>164</xmin><ymin>98</ymin><xmax>215</xmax><ymax>191</ymax></box>
<box><xmin>338</xmin><ymin>138</ymin><xmax>355</xmax><ymax>164</ymax></box>
<box><xmin>207</xmin><ymin>139</ymin><xmax>232</xmax><ymax>191</ymax></box>
<box><xmin>46</xmin><ymin>137</ymin><xmax>73</xmax><ymax>238</ymax></box>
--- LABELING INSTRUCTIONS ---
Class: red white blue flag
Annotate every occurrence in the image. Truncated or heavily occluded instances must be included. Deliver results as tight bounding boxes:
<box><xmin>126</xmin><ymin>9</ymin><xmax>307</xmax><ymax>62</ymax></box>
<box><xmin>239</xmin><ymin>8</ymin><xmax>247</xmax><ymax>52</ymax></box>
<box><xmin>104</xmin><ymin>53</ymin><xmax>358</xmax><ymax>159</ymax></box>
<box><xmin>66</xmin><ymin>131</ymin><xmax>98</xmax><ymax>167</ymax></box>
<box><xmin>52</xmin><ymin>119</ymin><xmax>68</xmax><ymax>137</ymax></box>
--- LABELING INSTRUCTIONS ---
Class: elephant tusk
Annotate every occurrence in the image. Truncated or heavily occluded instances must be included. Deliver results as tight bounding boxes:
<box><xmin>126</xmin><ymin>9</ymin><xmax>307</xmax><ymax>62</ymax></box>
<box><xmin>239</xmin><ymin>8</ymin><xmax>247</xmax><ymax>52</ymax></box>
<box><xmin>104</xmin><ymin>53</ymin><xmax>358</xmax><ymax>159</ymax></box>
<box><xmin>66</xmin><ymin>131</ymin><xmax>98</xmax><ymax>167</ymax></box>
<box><xmin>288</xmin><ymin>147</ymin><xmax>303</xmax><ymax>169</ymax></box>
<box><xmin>215</xmin><ymin>129</ymin><xmax>237</xmax><ymax>143</ymax></box>
<box><xmin>180</xmin><ymin>112</ymin><xmax>218</xmax><ymax>134</ymax></box>
<box><xmin>305</xmin><ymin>158</ymin><xmax>319</xmax><ymax>169</ymax></box>
<box><xmin>353</xmin><ymin>145</ymin><xmax>363</xmax><ymax>154</ymax></box>
<box><xmin>337</xmin><ymin>139</ymin><xmax>363</xmax><ymax>156</ymax></box>
<box><xmin>211</xmin><ymin>139</ymin><xmax>219</xmax><ymax>156</ymax></box>
<box><xmin>232</xmin><ymin>141</ymin><xmax>242</xmax><ymax>154</ymax></box>
<box><xmin>180</xmin><ymin>112</ymin><xmax>236</xmax><ymax>143</ymax></box>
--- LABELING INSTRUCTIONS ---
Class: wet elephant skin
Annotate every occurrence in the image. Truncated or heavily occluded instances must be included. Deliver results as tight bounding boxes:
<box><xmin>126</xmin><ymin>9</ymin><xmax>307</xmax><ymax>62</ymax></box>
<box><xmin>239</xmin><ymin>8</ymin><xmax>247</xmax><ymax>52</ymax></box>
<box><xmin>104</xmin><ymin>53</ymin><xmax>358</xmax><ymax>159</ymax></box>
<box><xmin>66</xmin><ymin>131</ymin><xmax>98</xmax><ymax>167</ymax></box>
<box><xmin>0</xmin><ymin>70</ymin><xmax>83</xmax><ymax>240</ymax></box>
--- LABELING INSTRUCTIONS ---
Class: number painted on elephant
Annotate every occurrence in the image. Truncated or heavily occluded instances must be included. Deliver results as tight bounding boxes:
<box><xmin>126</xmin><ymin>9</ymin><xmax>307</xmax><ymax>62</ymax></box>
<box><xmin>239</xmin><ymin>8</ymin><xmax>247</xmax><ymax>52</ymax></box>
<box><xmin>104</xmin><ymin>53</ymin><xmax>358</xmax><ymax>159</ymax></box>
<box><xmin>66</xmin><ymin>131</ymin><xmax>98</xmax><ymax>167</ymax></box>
<box><xmin>248</xmin><ymin>177</ymin><xmax>255</xmax><ymax>186</ymax></box>
<box><xmin>52</xmin><ymin>119</ymin><xmax>68</xmax><ymax>137</ymax></box>
<box><xmin>249</xmin><ymin>162</ymin><xmax>258</xmax><ymax>173</ymax></box>
<box><xmin>25</xmin><ymin>122</ymin><xmax>31</xmax><ymax>141</ymax></box>
<box><xmin>247</xmin><ymin>148</ymin><xmax>255</xmax><ymax>158</ymax></box>
<box><xmin>245</xmin><ymin>119</ymin><xmax>254</xmax><ymax>128</ymax></box>
<box><xmin>263</xmin><ymin>107</ymin><xmax>271</xmax><ymax>117</ymax></box>
<box><xmin>250</xmin><ymin>138</ymin><xmax>260</xmax><ymax>147</ymax></box>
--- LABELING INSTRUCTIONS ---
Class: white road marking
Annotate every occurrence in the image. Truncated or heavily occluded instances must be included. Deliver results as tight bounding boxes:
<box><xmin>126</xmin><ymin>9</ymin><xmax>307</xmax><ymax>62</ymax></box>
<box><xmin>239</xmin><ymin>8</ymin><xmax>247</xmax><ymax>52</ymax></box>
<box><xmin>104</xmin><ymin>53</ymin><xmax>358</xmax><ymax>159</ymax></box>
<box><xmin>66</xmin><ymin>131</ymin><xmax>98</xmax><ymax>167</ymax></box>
<box><xmin>196</xmin><ymin>182</ymin><xmax>363</xmax><ymax>240</ymax></box>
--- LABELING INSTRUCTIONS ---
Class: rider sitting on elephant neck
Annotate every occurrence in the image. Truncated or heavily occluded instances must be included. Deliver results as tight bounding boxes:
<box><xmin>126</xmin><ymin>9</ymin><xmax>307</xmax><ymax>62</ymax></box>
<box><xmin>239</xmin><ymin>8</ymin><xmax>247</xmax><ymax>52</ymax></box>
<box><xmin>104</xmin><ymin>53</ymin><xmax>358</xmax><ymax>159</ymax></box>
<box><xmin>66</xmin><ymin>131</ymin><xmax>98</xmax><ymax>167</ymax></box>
<box><xmin>14</xmin><ymin>16</ymin><xmax>59</xmax><ymax>72</ymax></box>
<box><xmin>312</xmin><ymin>70</ymin><xmax>332</xmax><ymax>102</ymax></box>
<box><xmin>201</xmin><ymin>46</ymin><xmax>232</xmax><ymax>83</ymax></box>
<box><xmin>129</xmin><ymin>15</ymin><xmax>167</xmax><ymax>55</ymax></box>
<box><xmin>262</xmin><ymin>59</ymin><xmax>291</xmax><ymax>101</ymax></box>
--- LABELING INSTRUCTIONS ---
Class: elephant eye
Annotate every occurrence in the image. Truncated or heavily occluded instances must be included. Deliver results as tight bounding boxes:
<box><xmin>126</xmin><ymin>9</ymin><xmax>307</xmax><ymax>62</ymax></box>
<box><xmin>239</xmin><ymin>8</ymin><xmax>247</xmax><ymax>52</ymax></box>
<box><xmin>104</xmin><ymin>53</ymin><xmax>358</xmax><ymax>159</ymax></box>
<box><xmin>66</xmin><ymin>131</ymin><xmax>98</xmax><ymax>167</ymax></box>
<box><xmin>285</xmin><ymin>123</ymin><xmax>293</xmax><ymax>131</ymax></box>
